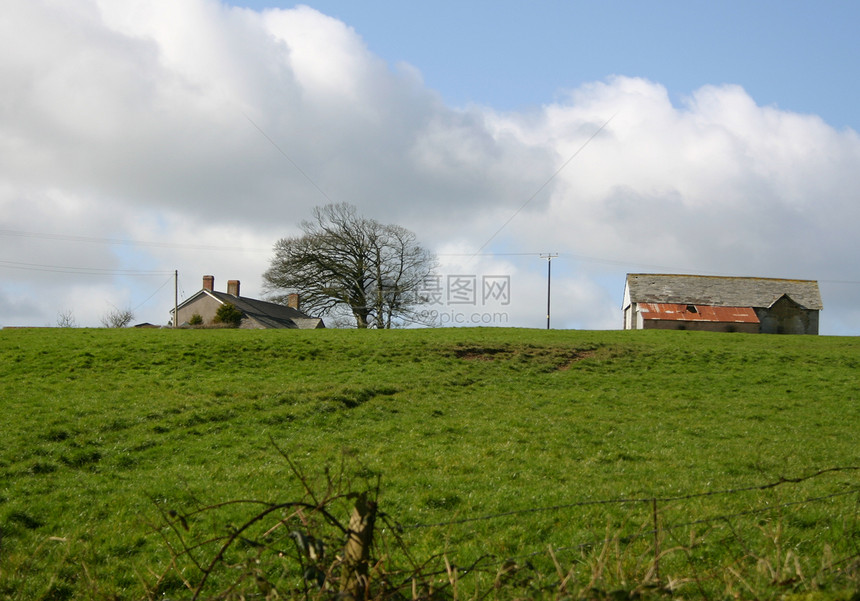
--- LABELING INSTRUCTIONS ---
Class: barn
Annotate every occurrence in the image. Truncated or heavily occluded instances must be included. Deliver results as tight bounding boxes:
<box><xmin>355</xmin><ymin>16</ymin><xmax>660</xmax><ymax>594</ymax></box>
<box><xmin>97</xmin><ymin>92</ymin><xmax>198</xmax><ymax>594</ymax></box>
<box><xmin>622</xmin><ymin>274</ymin><xmax>822</xmax><ymax>334</ymax></box>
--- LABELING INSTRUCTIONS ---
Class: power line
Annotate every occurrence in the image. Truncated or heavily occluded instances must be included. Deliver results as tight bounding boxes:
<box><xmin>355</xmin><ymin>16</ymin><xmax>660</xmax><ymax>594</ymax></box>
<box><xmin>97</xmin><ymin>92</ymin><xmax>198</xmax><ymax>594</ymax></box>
<box><xmin>437</xmin><ymin>252</ymin><xmax>546</xmax><ymax>256</ymax></box>
<box><xmin>0</xmin><ymin>228</ymin><xmax>269</xmax><ymax>253</ymax></box>
<box><xmin>435</xmin><ymin>252</ymin><xmax>860</xmax><ymax>285</ymax></box>
<box><xmin>242</xmin><ymin>111</ymin><xmax>335</xmax><ymax>205</ymax></box>
<box><xmin>7</xmin><ymin>230</ymin><xmax>858</xmax><ymax>286</ymax></box>
<box><xmin>131</xmin><ymin>274</ymin><xmax>176</xmax><ymax>313</ymax></box>
<box><xmin>0</xmin><ymin>259</ymin><xmax>173</xmax><ymax>276</ymax></box>
<box><xmin>473</xmin><ymin>112</ymin><xmax>617</xmax><ymax>255</ymax></box>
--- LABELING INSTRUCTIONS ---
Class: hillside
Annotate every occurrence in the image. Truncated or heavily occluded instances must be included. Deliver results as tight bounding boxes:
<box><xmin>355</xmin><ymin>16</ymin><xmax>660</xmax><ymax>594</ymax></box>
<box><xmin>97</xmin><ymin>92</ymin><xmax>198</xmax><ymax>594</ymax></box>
<box><xmin>1</xmin><ymin>327</ymin><xmax>858</xmax><ymax>599</ymax></box>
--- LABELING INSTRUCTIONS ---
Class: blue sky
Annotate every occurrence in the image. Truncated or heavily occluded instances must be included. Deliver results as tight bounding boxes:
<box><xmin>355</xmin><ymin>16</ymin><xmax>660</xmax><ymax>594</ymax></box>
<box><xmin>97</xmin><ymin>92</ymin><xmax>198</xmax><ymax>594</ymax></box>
<box><xmin>229</xmin><ymin>1</ymin><xmax>860</xmax><ymax>131</ymax></box>
<box><xmin>1</xmin><ymin>1</ymin><xmax>859</xmax><ymax>332</ymax></box>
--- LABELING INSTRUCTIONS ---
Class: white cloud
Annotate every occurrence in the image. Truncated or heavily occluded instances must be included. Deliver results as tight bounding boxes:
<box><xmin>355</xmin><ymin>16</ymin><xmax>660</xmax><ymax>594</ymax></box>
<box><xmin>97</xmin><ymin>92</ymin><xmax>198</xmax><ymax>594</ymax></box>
<box><xmin>1</xmin><ymin>1</ymin><xmax>858</xmax><ymax>333</ymax></box>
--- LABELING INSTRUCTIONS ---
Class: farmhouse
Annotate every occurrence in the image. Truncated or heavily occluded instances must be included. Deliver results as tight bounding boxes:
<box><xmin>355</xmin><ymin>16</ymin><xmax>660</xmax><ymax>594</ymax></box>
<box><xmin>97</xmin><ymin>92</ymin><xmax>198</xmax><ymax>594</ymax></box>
<box><xmin>172</xmin><ymin>275</ymin><xmax>325</xmax><ymax>329</ymax></box>
<box><xmin>622</xmin><ymin>274</ymin><xmax>822</xmax><ymax>334</ymax></box>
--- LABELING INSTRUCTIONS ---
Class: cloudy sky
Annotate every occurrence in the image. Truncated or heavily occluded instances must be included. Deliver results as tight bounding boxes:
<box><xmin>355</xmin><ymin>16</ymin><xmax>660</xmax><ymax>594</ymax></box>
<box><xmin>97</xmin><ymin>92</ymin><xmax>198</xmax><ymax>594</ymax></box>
<box><xmin>2</xmin><ymin>1</ymin><xmax>859</xmax><ymax>333</ymax></box>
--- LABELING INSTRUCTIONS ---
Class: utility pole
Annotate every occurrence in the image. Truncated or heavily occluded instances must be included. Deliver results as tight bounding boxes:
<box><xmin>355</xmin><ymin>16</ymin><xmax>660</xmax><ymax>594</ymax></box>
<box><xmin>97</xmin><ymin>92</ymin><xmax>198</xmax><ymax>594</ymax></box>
<box><xmin>540</xmin><ymin>254</ymin><xmax>558</xmax><ymax>329</ymax></box>
<box><xmin>174</xmin><ymin>270</ymin><xmax>178</xmax><ymax>329</ymax></box>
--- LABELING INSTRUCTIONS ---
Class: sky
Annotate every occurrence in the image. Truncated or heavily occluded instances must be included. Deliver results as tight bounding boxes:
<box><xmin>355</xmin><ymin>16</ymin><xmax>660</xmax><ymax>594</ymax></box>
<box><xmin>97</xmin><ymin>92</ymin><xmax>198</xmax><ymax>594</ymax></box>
<box><xmin>2</xmin><ymin>0</ymin><xmax>859</xmax><ymax>333</ymax></box>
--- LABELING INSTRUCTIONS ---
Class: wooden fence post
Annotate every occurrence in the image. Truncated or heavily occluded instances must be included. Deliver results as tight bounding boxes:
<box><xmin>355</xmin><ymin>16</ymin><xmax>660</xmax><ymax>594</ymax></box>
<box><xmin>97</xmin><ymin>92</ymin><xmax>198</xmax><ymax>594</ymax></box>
<box><xmin>341</xmin><ymin>492</ymin><xmax>377</xmax><ymax>600</ymax></box>
<box><xmin>652</xmin><ymin>498</ymin><xmax>660</xmax><ymax>583</ymax></box>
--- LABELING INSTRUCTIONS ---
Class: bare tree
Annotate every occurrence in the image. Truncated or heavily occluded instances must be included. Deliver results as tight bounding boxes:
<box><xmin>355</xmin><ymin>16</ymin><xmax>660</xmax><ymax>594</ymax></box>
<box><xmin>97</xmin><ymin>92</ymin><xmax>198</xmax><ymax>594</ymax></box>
<box><xmin>100</xmin><ymin>307</ymin><xmax>134</xmax><ymax>328</ymax></box>
<box><xmin>368</xmin><ymin>223</ymin><xmax>436</xmax><ymax>329</ymax></box>
<box><xmin>56</xmin><ymin>309</ymin><xmax>77</xmax><ymax>328</ymax></box>
<box><xmin>263</xmin><ymin>203</ymin><xmax>436</xmax><ymax>328</ymax></box>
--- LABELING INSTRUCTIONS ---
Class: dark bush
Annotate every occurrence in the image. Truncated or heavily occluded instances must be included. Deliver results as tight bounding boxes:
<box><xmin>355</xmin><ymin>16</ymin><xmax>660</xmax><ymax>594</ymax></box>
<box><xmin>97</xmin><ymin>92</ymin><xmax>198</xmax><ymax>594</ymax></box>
<box><xmin>213</xmin><ymin>303</ymin><xmax>243</xmax><ymax>327</ymax></box>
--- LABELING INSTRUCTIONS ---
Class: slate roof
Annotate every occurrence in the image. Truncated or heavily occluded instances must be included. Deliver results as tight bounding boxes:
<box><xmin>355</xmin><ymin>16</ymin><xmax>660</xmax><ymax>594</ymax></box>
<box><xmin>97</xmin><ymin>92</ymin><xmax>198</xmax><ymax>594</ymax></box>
<box><xmin>206</xmin><ymin>291</ymin><xmax>324</xmax><ymax>329</ymax></box>
<box><xmin>625</xmin><ymin>274</ymin><xmax>823</xmax><ymax>310</ymax></box>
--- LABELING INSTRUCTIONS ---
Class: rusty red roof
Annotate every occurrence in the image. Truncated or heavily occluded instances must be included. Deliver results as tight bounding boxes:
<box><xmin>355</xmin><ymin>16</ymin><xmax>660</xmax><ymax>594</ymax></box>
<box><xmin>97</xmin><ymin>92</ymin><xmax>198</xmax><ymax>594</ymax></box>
<box><xmin>639</xmin><ymin>303</ymin><xmax>760</xmax><ymax>323</ymax></box>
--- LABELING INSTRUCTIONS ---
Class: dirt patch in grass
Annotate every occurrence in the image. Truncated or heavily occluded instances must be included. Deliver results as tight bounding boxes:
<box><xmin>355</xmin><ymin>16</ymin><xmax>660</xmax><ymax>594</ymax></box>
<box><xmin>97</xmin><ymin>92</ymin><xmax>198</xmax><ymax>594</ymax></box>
<box><xmin>554</xmin><ymin>349</ymin><xmax>599</xmax><ymax>370</ymax></box>
<box><xmin>453</xmin><ymin>346</ymin><xmax>512</xmax><ymax>361</ymax></box>
<box><xmin>452</xmin><ymin>344</ymin><xmax>603</xmax><ymax>371</ymax></box>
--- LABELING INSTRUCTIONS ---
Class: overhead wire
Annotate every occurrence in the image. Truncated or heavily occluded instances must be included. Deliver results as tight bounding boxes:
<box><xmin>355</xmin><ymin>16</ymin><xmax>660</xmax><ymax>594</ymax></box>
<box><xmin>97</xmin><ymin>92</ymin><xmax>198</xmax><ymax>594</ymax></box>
<box><xmin>242</xmin><ymin>111</ymin><xmax>336</xmax><ymax>205</ymax></box>
<box><xmin>0</xmin><ymin>259</ymin><xmax>173</xmax><ymax>276</ymax></box>
<box><xmin>472</xmin><ymin>111</ymin><xmax>617</xmax><ymax>256</ymax></box>
<box><xmin>131</xmin><ymin>274</ymin><xmax>176</xmax><ymax>313</ymax></box>
<box><xmin>6</xmin><ymin>108</ymin><xmax>858</xmax><ymax>297</ymax></box>
<box><xmin>0</xmin><ymin>110</ymin><xmax>329</xmax><ymax>285</ymax></box>
<box><xmin>238</xmin><ymin>110</ymin><xmax>860</xmax><ymax>287</ymax></box>
<box><xmin>5</xmin><ymin>233</ymin><xmax>858</xmax><ymax>286</ymax></box>
<box><xmin>0</xmin><ymin>228</ymin><xmax>269</xmax><ymax>253</ymax></box>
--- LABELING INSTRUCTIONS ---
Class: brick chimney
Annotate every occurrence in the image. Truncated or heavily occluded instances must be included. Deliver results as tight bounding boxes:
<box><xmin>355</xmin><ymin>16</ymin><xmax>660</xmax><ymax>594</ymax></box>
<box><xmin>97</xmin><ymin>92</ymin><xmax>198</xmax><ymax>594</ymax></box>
<box><xmin>203</xmin><ymin>275</ymin><xmax>214</xmax><ymax>291</ymax></box>
<box><xmin>287</xmin><ymin>293</ymin><xmax>300</xmax><ymax>310</ymax></box>
<box><xmin>227</xmin><ymin>280</ymin><xmax>240</xmax><ymax>297</ymax></box>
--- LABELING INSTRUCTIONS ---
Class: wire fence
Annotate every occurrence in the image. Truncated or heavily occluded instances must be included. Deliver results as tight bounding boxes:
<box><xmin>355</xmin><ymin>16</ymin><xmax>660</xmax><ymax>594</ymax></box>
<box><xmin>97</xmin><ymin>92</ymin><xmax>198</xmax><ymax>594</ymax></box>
<box><xmin>381</xmin><ymin>465</ymin><xmax>860</xmax><ymax>592</ymax></box>
<box><xmin>455</xmin><ymin>486</ymin><xmax>858</xmax><ymax>566</ymax></box>
<box><xmin>159</xmin><ymin>465</ymin><xmax>860</xmax><ymax>599</ymax></box>
<box><xmin>397</xmin><ymin>465</ymin><xmax>859</xmax><ymax>530</ymax></box>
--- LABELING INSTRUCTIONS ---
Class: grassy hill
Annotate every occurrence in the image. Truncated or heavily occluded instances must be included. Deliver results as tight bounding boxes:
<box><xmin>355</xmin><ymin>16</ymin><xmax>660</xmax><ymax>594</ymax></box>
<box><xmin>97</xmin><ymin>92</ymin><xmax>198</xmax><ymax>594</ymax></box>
<box><xmin>1</xmin><ymin>327</ymin><xmax>858</xmax><ymax>599</ymax></box>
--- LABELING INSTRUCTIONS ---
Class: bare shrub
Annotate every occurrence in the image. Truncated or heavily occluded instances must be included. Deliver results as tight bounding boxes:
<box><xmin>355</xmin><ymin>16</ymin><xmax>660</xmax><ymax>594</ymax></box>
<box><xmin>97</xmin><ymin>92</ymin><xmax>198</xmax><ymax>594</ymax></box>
<box><xmin>56</xmin><ymin>309</ymin><xmax>77</xmax><ymax>328</ymax></box>
<box><xmin>100</xmin><ymin>307</ymin><xmax>134</xmax><ymax>328</ymax></box>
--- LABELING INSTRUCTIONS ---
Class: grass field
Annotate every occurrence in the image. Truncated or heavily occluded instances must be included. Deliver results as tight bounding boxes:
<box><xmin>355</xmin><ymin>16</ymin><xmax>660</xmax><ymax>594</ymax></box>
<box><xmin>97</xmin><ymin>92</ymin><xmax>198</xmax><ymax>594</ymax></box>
<box><xmin>1</xmin><ymin>327</ymin><xmax>858</xmax><ymax>600</ymax></box>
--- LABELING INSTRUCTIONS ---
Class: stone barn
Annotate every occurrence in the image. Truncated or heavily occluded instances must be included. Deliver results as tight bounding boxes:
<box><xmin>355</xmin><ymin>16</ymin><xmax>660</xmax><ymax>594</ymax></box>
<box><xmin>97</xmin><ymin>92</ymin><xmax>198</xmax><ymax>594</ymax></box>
<box><xmin>622</xmin><ymin>274</ymin><xmax>822</xmax><ymax>334</ymax></box>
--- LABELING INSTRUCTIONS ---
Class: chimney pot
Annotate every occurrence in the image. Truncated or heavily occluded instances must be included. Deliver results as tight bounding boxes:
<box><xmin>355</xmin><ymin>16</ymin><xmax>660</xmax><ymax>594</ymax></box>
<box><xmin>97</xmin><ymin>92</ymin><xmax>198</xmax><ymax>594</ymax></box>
<box><xmin>227</xmin><ymin>280</ymin><xmax>240</xmax><ymax>297</ymax></box>
<box><xmin>203</xmin><ymin>275</ymin><xmax>214</xmax><ymax>291</ymax></box>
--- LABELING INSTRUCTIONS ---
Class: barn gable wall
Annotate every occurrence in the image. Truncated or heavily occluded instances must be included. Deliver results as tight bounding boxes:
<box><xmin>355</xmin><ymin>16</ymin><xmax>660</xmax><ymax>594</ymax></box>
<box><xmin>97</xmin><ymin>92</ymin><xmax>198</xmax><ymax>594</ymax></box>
<box><xmin>756</xmin><ymin>295</ymin><xmax>818</xmax><ymax>335</ymax></box>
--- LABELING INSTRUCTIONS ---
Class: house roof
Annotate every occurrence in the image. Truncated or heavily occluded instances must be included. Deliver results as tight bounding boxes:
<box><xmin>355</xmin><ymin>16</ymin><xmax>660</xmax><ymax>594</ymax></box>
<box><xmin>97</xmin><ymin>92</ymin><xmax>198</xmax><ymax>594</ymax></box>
<box><xmin>625</xmin><ymin>274</ymin><xmax>823</xmax><ymax>310</ymax></box>
<box><xmin>176</xmin><ymin>290</ymin><xmax>324</xmax><ymax>329</ymax></box>
<box><xmin>638</xmin><ymin>303</ymin><xmax>760</xmax><ymax>323</ymax></box>
<box><xmin>209</xmin><ymin>291</ymin><xmax>324</xmax><ymax>329</ymax></box>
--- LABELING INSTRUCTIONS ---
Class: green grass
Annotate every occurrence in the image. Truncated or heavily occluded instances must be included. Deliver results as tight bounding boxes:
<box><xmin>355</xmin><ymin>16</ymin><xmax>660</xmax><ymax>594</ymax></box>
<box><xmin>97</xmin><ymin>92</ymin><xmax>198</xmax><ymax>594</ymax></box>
<box><xmin>1</xmin><ymin>327</ymin><xmax>858</xmax><ymax>599</ymax></box>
